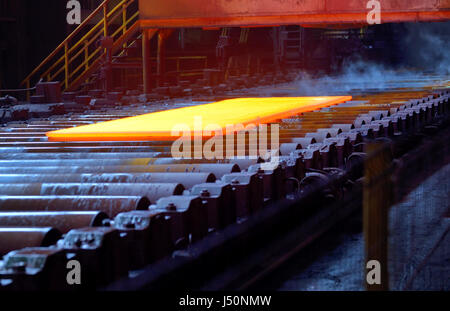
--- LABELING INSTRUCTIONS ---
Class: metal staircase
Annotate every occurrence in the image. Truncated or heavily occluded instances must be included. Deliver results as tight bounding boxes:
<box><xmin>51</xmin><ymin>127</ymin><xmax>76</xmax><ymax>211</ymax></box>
<box><xmin>21</xmin><ymin>0</ymin><xmax>142</xmax><ymax>97</ymax></box>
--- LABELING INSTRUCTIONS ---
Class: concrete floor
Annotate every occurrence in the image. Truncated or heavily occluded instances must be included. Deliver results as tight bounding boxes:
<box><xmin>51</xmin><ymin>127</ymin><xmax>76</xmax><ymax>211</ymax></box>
<box><xmin>256</xmin><ymin>163</ymin><xmax>450</xmax><ymax>291</ymax></box>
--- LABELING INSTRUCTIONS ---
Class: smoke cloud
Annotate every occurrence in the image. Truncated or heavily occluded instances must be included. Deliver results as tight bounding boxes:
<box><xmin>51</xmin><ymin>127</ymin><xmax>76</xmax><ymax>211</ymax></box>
<box><xmin>267</xmin><ymin>22</ymin><xmax>450</xmax><ymax>97</ymax></box>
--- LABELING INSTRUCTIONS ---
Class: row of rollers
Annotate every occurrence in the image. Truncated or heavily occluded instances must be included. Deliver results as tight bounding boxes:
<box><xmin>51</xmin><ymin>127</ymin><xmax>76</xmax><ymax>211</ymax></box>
<box><xmin>1</xmin><ymin>89</ymin><xmax>449</xmax><ymax>219</ymax></box>
<box><xmin>0</xmin><ymin>90</ymin><xmax>448</xmax><ymax>216</ymax></box>
<box><xmin>0</xmin><ymin>97</ymin><xmax>308</xmax><ymax>290</ymax></box>
<box><xmin>0</xmin><ymin>89</ymin><xmax>449</xmax><ymax>289</ymax></box>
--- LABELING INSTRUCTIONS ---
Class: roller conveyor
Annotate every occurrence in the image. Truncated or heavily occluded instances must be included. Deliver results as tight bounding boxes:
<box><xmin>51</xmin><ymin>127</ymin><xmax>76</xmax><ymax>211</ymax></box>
<box><xmin>0</xmin><ymin>74</ymin><xmax>448</xmax><ymax>290</ymax></box>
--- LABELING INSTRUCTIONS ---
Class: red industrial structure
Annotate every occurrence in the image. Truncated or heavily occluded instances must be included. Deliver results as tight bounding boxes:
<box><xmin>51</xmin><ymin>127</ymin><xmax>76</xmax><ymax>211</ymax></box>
<box><xmin>0</xmin><ymin>0</ymin><xmax>450</xmax><ymax>293</ymax></box>
<box><xmin>17</xmin><ymin>0</ymin><xmax>450</xmax><ymax>98</ymax></box>
<box><xmin>139</xmin><ymin>0</ymin><xmax>450</xmax><ymax>27</ymax></box>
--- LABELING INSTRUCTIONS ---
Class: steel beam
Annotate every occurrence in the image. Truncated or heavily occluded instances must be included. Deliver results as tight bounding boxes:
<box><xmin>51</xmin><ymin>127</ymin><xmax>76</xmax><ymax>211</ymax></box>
<box><xmin>138</xmin><ymin>0</ymin><xmax>450</xmax><ymax>28</ymax></box>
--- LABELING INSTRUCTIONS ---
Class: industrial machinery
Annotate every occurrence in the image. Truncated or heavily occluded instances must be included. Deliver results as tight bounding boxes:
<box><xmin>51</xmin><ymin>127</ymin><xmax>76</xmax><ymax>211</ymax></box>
<box><xmin>0</xmin><ymin>0</ymin><xmax>449</xmax><ymax>292</ymax></box>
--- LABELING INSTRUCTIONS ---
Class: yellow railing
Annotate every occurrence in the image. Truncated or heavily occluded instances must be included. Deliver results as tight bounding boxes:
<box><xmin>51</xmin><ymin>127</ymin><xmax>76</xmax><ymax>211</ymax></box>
<box><xmin>21</xmin><ymin>0</ymin><xmax>140</xmax><ymax>97</ymax></box>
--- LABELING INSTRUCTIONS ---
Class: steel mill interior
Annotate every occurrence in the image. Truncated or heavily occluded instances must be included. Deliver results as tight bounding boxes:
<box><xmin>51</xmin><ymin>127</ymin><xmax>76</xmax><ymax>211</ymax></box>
<box><xmin>0</xmin><ymin>0</ymin><xmax>449</xmax><ymax>293</ymax></box>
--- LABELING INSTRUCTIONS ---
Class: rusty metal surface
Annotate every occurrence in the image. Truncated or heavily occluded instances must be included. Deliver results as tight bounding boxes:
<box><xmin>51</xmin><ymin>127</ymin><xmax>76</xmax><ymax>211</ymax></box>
<box><xmin>0</xmin><ymin>211</ymin><xmax>109</xmax><ymax>233</ymax></box>
<box><xmin>0</xmin><ymin>183</ymin><xmax>184</xmax><ymax>202</ymax></box>
<box><xmin>0</xmin><ymin>163</ymin><xmax>240</xmax><ymax>178</ymax></box>
<box><xmin>0</xmin><ymin>172</ymin><xmax>216</xmax><ymax>189</ymax></box>
<box><xmin>0</xmin><ymin>196</ymin><xmax>150</xmax><ymax>217</ymax></box>
<box><xmin>0</xmin><ymin>227</ymin><xmax>62</xmax><ymax>256</ymax></box>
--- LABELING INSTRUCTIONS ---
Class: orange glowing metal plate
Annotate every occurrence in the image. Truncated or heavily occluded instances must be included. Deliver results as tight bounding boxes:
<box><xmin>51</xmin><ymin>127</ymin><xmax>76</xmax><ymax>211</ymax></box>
<box><xmin>47</xmin><ymin>96</ymin><xmax>352</xmax><ymax>141</ymax></box>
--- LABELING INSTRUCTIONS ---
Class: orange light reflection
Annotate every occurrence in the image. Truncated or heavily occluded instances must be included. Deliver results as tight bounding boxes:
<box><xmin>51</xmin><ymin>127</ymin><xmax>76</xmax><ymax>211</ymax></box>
<box><xmin>47</xmin><ymin>96</ymin><xmax>352</xmax><ymax>141</ymax></box>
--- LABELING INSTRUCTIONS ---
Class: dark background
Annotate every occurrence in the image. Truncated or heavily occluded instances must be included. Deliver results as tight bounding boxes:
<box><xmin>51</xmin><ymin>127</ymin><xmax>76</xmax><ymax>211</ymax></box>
<box><xmin>0</xmin><ymin>0</ymin><xmax>102</xmax><ymax>90</ymax></box>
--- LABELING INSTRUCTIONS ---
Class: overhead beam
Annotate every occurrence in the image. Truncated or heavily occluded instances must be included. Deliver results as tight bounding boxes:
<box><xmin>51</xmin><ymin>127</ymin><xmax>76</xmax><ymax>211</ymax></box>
<box><xmin>139</xmin><ymin>11</ymin><xmax>450</xmax><ymax>28</ymax></box>
<box><xmin>138</xmin><ymin>0</ymin><xmax>450</xmax><ymax>28</ymax></box>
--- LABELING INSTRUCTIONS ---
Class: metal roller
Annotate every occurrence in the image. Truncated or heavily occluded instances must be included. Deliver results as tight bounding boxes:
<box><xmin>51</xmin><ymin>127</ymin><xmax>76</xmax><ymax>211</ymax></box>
<box><xmin>316</xmin><ymin>127</ymin><xmax>342</xmax><ymax>137</ymax></box>
<box><xmin>0</xmin><ymin>128</ymin><xmax>59</xmax><ymax>133</ymax></box>
<box><xmin>332</xmin><ymin>123</ymin><xmax>355</xmax><ymax>131</ymax></box>
<box><xmin>0</xmin><ymin>182</ymin><xmax>184</xmax><ymax>202</ymax></box>
<box><xmin>0</xmin><ymin>163</ymin><xmax>240</xmax><ymax>177</ymax></box>
<box><xmin>0</xmin><ymin>211</ymin><xmax>108</xmax><ymax>234</ymax></box>
<box><xmin>0</xmin><ymin>137</ymin><xmax>49</xmax><ymax>142</ymax></box>
<box><xmin>353</xmin><ymin>115</ymin><xmax>375</xmax><ymax>128</ymax></box>
<box><xmin>305</xmin><ymin>131</ymin><xmax>332</xmax><ymax>143</ymax></box>
<box><xmin>290</xmin><ymin>137</ymin><xmax>317</xmax><ymax>149</ymax></box>
<box><xmin>0</xmin><ymin>152</ymin><xmax>165</xmax><ymax>160</ymax></box>
<box><xmin>0</xmin><ymin>140</ymin><xmax>176</xmax><ymax>148</ymax></box>
<box><xmin>293</xmin><ymin>115</ymin><xmax>373</xmax><ymax>122</ymax></box>
<box><xmin>0</xmin><ymin>227</ymin><xmax>62</xmax><ymax>256</ymax></box>
<box><xmin>0</xmin><ymin>158</ymin><xmax>159</xmax><ymax>167</ymax></box>
<box><xmin>4</xmin><ymin>124</ymin><xmax>28</xmax><ymax>128</ymax></box>
<box><xmin>337</xmin><ymin>131</ymin><xmax>363</xmax><ymax>148</ymax></box>
<box><xmin>0</xmin><ymin>146</ymin><xmax>172</xmax><ymax>153</ymax></box>
<box><xmin>368</xmin><ymin>110</ymin><xmax>390</xmax><ymax>120</ymax></box>
<box><xmin>42</xmin><ymin>183</ymin><xmax>184</xmax><ymax>201</ymax></box>
<box><xmin>0</xmin><ymin>172</ymin><xmax>215</xmax><ymax>188</ymax></box>
<box><xmin>281</xmin><ymin>115</ymin><xmax>359</xmax><ymax>122</ymax></box>
<box><xmin>227</xmin><ymin>158</ymin><xmax>262</xmax><ymax>170</ymax></box>
<box><xmin>0</xmin><ymin>133</ymin><xmax>47</xmax><ymax>137</ymax></box>
<box><xmin>0</xmin><ymin>196</ymin><xmax>150</xmax><ymax>217</ymax></box>
<box><xmin>0</xmin><ymin>157</ymin><xmax>223</xmax><ymax>167</ymax></box>
<box><xmin>279</xmin><ymin>143</ymin><xmax>302</xmax><ymax>156</ymax></box>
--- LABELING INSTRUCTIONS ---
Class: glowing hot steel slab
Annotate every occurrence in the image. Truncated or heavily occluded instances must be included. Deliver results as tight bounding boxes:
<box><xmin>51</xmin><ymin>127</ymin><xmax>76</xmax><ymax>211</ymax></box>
<box><xmin>47</xmin><ymin>96</ymin><xmax>352</xmax><ymax>141</ymax></box>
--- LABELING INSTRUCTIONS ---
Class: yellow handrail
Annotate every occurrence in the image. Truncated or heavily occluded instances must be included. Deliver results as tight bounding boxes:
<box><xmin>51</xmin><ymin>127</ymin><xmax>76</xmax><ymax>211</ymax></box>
<box><xmin>21</xmin><ymin>0</ymin><xmax>139</xmax><ymax>96</ymax></box>
<box><xmin>21</xmin><ymin>0</ymin><xmax>112</xmax><ymax>85</ymax></box>
<box><xmin>69</xmin><ymin>47</ymin><xmax>103</xmax><ymax>80</ymax></box>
